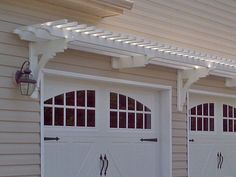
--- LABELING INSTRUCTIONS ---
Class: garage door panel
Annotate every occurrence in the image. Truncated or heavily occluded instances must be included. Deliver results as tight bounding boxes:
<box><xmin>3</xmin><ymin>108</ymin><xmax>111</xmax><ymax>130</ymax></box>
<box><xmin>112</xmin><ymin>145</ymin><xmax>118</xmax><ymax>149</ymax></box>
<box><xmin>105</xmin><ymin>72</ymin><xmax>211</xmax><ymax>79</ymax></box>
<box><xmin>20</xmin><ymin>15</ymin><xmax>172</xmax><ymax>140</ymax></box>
<box><xmin>219</xmin><ymin>145</ymin><xmax>236</xmax><ymax>177</ymax></box>
<box><xmin>106</xmin><ymin>142</ymin><xmax>158</xmax><ymax>177</ymax></box>
<box><xmin>45</xmin><ymin>142</ymin><xmax>100</xmax><ymax>177</ymax></box>
<box><xmin>189</xmin><ymin>143</ymin><xmax>217</xmax><ymax>177</ymax></box>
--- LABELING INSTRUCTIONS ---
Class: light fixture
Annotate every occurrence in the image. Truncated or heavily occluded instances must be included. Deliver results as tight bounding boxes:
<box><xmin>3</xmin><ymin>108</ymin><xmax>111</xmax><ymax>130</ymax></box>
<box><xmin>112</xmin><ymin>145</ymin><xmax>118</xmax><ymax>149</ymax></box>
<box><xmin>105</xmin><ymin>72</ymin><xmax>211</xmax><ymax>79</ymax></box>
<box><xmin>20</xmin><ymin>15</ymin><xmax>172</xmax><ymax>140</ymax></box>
<box><xmin>15</xmin><ymin>61</ymin><xmax>36</xmax><ymax>96</ymax></box>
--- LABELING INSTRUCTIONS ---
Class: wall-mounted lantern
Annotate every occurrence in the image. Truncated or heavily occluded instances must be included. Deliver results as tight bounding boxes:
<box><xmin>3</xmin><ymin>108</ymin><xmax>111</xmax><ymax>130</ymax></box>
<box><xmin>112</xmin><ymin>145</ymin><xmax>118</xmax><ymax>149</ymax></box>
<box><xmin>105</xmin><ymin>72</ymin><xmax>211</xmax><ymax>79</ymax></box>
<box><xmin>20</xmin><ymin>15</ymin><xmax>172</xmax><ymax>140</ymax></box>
<box><xmin>15</xmin><ymin>61</ymin><xmax>36</xmax><ymax>96</ymax></box>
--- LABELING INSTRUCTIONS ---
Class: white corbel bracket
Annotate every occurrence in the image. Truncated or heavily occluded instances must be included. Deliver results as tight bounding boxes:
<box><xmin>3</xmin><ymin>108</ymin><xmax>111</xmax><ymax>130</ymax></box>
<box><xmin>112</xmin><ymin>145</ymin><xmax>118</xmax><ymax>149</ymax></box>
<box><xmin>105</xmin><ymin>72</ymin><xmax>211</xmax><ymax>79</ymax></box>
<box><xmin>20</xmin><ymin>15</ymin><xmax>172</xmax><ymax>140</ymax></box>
<box><xmin>177</xmin><ymin>68</ymin><xmax>210</xmax><ymax>112</ymax></box>
<box><xmin>112</xmin><ymin>56</ymin><xmax>148</xmax><ymax>69</ymax></box>
<box><xmin>225</xmin><ymin>78</ymin><xmax>236</xmax><ymax>87</ymax></box>
<box><xmin>29</xmin><ymin>38</ymin><xmax>68</xmax><ymax>99</ymax></box>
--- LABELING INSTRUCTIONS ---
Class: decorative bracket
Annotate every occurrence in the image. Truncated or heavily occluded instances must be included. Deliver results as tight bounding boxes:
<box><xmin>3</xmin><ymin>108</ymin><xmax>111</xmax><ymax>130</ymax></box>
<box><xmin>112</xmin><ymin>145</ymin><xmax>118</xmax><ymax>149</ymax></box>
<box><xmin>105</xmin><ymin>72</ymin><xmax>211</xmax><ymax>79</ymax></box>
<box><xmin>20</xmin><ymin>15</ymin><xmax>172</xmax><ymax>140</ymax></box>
<box><xmin>29</xmin><ymin>38</ymin><xmax>68</xmax><ymax>99</ymax></box>
<box><xmin>225</xmin><ymin>78</ymin><xmax>236</xmax><ymax>87</ymax></box>
<box><xmin>112</xmin><ymin>56</ymin><xmax>148</xmax><ymax>69</ymax></box>
<box><xmin>177</xmin><ymin>68</ymin><xmax>210</xmax><ymax>112</ymax></box>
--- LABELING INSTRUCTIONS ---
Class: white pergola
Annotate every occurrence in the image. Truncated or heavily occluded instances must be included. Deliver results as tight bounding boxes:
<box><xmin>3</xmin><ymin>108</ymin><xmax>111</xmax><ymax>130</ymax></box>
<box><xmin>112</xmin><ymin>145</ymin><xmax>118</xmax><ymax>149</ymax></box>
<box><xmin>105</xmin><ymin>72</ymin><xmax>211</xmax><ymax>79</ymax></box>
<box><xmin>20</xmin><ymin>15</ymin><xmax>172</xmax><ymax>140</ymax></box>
<box><xmin>14</xmin><ymin>19</ymin><xmax>236</xmax><ymax>111</ymax></box>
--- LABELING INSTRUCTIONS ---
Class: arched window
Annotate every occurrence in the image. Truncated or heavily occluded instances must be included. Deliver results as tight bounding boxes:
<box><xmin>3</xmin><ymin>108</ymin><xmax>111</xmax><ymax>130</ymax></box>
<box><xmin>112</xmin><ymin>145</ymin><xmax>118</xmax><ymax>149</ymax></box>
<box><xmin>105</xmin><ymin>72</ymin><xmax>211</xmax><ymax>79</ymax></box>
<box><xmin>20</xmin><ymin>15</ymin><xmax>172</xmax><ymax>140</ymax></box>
<box><xmin>189</xmin><ymin>103</ymin><xmax>214</xmax><ymax>131</ymax></box>
<box><xmin>110</xmin><ymin>92</ymin><xmax>152</xmax><ymax>129</ymax></box>
<box><xmin>44</xmin><ymin>90</ymin><xmax>95</xmax><ymax>127</ymax></box>
<box><xmin>223</xmin><ymin>104</ymin><xmax>236</xmax><ymax>132</ymax></box>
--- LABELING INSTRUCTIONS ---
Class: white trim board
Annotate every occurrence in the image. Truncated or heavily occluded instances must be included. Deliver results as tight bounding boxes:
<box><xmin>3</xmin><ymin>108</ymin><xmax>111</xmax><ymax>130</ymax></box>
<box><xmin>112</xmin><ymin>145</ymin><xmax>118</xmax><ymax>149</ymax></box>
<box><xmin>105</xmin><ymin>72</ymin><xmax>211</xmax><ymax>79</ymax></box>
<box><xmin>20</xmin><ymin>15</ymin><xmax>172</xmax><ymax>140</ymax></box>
<box><xmin>42</xmin><ymin>68</ymin><xmax>171</xmax><ymax>90</ymax></box>
<box><xmin>40</xmin><ymin>68</ymin><xmax>172</xmax><ymax>177</ymax></box>
<box><xmin>40</xmin><ymin>72</ymin><xmax>45</xmax><ymax>177</ymax></box>
<box><xmin>189</xmin><ymin>89</ymin><xmax>236</xmax><ymax>98</ymax></box>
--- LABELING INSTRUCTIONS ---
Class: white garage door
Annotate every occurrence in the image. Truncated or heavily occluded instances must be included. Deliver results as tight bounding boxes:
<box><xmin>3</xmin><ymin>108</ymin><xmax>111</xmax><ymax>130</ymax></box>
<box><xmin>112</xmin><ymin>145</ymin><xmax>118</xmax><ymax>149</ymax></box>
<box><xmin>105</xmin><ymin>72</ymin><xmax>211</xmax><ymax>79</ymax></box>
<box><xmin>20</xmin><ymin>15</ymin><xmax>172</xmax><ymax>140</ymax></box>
<box><xmin>43</xmin><ymin>76</ymin><xmax>161</xmax><ymax>177</ymax></box>
<box><xmin>189</xmin><ymin>93</ymin><xmax>236</xmax><ymax>177</ymax></box>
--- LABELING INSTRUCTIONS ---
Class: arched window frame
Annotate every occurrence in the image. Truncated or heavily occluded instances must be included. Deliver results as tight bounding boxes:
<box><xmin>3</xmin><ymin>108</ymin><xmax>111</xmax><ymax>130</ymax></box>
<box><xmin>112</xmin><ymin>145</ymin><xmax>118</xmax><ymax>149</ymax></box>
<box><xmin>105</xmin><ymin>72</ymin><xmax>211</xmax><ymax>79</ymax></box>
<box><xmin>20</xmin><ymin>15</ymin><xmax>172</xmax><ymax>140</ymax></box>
<box><xmin>189</xmin><ymin>103</ymin><xmax>215</xmax><ymax>132</ymax></box>
<box><xmin>44</xmin><ymin>90</ymin><xmax>96</xmax><ymax>127</ymax></box>
<box><xmin>110</xmin><ymin>92</ymin><xmax>152</xmax><ymax>129</ymax></box>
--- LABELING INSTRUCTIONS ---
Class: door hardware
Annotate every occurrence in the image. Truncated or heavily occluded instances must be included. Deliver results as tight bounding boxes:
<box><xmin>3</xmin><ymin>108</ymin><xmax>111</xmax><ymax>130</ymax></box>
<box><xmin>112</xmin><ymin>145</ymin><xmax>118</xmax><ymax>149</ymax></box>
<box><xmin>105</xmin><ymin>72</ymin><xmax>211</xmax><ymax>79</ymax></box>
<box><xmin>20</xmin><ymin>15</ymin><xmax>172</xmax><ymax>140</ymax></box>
<box><xmin>189</xmin><ymin>139</ymin><xmax>194</xmax><ymax>142</ymax></box>
<box><xmin>100</xmin><ymin>154</ymin><xmax>104</xmax><ymax>176</ymax></box>
<box><xmin>104</xmin><ymin>154</ymin><xmax>109</xmax><ymax>176</ymax></box>
<box><xmin>44</xmin><ymin>137</ymin><xmax>60</xmax><ymax>141</ymax></box>
<box><xmin>217</xmin><ymin>152</ymin><xmax>220</xmax><ymax>169</ymax></box>
<box><xmin>140</xmin><ymin>138</ymin><xmax>158</xmax><ymax>142</ymax></box>
<box><xmin>219</xmin><ymin>152</ymin><xmax>223</xmax><ymax>169</ymax></box>
<box><xmin>217</xmin><ymin>152</ymin><xmax>224</xmax><ymax>169</ymax></box>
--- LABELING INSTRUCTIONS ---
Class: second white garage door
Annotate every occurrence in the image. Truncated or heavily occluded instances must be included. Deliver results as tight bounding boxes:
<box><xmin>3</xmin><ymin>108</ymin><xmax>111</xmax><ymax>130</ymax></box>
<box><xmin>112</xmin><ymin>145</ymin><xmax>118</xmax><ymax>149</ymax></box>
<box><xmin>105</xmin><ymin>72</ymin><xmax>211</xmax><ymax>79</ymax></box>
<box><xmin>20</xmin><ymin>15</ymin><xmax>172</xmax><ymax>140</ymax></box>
<box><xmin>189</xmin><ymin>93</ymin><xmax>236</xmax><ymax>177</ymax></box>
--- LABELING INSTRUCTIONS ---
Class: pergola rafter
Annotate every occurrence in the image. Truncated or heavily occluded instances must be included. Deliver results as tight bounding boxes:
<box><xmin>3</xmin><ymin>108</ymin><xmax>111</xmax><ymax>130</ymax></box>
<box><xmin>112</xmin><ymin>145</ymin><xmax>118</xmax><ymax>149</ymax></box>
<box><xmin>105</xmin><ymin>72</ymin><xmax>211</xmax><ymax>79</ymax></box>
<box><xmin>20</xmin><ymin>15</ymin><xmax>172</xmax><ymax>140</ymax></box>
<box><xmin>14</xmin><ymin>19</ymin><xmax>236</xmax><ymax>111</ymax></box>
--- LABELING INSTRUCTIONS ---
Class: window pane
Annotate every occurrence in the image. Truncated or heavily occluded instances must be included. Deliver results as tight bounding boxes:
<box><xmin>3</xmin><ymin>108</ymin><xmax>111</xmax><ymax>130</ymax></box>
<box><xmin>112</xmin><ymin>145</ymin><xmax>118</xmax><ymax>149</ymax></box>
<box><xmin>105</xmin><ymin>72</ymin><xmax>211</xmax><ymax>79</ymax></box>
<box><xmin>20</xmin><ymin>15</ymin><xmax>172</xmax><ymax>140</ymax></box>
<box><xmin>234</xmin><ymin>108</ymin><xmax>236</xmax><ymax>118</ymax></box>
<box><xmin>66</xmin><ymin>108</ymin><xmax>75</xmax><ymax>126</ymax></box>
<box><xmin>191</xmin><ymin>107</ymin><xmax>196</xmax><ymax>115</ymax></box>
<box><xmin>87</xmin><ymin>110</ymin><xmax>95</xmax><ymax>127</ymax></box>
<box><xmin>203</xmin><ymin>104</ymin><xmax>208</xmax><ymax>116</ymax></box>
<box><xmin>128</xmin><ymin>113</ymin><xmax>135</xmax><ymax>128</ymax></box>
<box><xmin>110</xmin><ymin>93</ymin><xmax>117</xmax><ymax>109</ymax></box>
<box><xmin>234</xmin><ymin>120</ymin><xmax>236</xmax><ymax>132</ymax></box>
<box><xmin>119</xmin><ymin>112</ymin><xmax>126</xmax><ymax>128</ymax></box>
<box><xmin>197</xmin><ymin>105</ymin><xmax>202</xmax><ymax>115</ymax></box>
<box><xmin>55</xmin><ymin>108</ymin><xmax>64</xmax><ymax>126</ymax></box>
<box><xmin>44</xmin><ymin>107</ymin><xmax>52</xmax><ymax>125</ymax></box>
<box><xmin>210</xmin><ymin>118</ymin><xmax>214</xmax><ymax>131</ymax></box>
<box><xmin>77</xmin><ymin>109</ymin><xmax>85</xmax><ymax>127</ymax></box>
<box><xmin>223</xmin><ymin>119</ymin><xmax>227</xmax><ymax>132</ymax></box>
<box><xmin>77</xmin><ymin>91</ymin><xmax>85</xmax><ymax>106</ymax></box>
<box><xmin>136</xmin><ymin>101</ymin><xmax>143</xmax><ymax>111</ymax></box>
<box><xmin>55</xmin><ymin>94</ymin><xmax>64</xmax><ymax>105</ymax></box>
<box><xmin>197</xmin><ymin>117</ymin><xmax>202</xmax><ymax>131</ymax></box>
<box><xmin>110</xmin><ymin>111</ymin><xmax>117</xmax><ymax>128</ymax></box>
<box><xmin>119</xmin><ymin>94</ymin><xmax>126</xmax><ymax>110</ymax></box>
<box><xmin>145</xmin><ymin>114</ymin><xmax>151</xmax><ymax>129</ymax></box>
<box><xmin>44</xmin><ymin>98</ymin><xmax>52</xmax><ymax>104</ymax></box>
<box><xmin>136</xmin><ymin>113</ymin><xmax>143</xmax><ymax>129</ymax></box>
<box><xmin>145</xmin><ymin>106</ymin><xmax>151</xmax><ymax>112</ymax></box>
<box><xmin>191</xmin><ymin>117</ymin><xmax>196</xmax><ymax>131</ymax></box>
<box><xmin>223</xmin><ymin>104</ymin><xmax>227</xmax><ymax>117</ymax></box>
<box><xmin>66</xmin><ymin>91</ymin><xmax>75</xmax><ymax>106</ymax></box>
<box><xmin>210</xmin><ymin>103</ymin><xmax>214</xmax><ymax>116</ymax></box>
<box><xmin>128</xmin><ymin>97</ymin><xmax>135</xmax><ymax>110</ymax></box>
<box><xmin>87</xmin><ymin>90</ymin><xmax>95</xmax><ymax>107</ymax></box>
<box><xmin>203</xmin><ymin>118</ymin><xmax>208</xmax><ymax>131</ymax></box>
<box><xmin>229</xmin><ymin>119</ymin><xmax>233</xmax><ymax>132</ymax></box>
<box><xmin>229</xmin><ymin>106</ymin><xmax>233</xmax><ymax>118</ymax></box>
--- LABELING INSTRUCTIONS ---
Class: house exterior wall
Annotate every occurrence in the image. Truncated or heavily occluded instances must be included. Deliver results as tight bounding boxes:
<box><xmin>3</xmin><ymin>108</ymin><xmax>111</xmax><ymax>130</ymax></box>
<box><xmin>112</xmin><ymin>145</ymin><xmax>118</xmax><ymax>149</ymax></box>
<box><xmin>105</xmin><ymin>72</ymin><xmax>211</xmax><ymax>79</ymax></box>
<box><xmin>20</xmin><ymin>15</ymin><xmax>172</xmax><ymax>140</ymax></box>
<box><xmin>192</xmin><ymin>76</ymin><xmax>236</xmax><ymax>95</ymax></box>
<box><xmin>99</xmin><ymin>0</ymin><xmax>236</xmax><ymax>60</ymax></box>
<box><xmin>1</xmin><ymin>0</ymin><xmax>235</xmax><ymax>177</ymax></box>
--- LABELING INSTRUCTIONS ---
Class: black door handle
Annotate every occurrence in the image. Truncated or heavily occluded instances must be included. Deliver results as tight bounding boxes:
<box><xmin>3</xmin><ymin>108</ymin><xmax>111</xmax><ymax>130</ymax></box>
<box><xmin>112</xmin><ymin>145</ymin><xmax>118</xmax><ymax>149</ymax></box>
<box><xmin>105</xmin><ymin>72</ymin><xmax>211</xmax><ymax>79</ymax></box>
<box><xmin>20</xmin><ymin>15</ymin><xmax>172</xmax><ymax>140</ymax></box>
<box><xmin>104</xmin><ymin>154</ymin><xmax>109</xmax><ymax>176</ymax></box>
<box><xmin>220</xmin><ymin>152</ymin><xmax>223</xmax><ymax>169</ymax></box>
<box><xmin>100</xmin><ymin>154</ymin><xmax>104</xmax><ymax>176</ymax></box>
<box><xmin>140</xmin><ymin>138</ymin><xmax>158</xmax><ymax>142</ymax></box>
<box><xmin>44</xmin><ymin>137</ymin><xmax>60</xmax><ymax>141</ymax></box>
<box><xmin>217</xmin><ymin>152</ymin><xmax>220</xmax><ymax>169</ymax></box>
<box><xmin>189</xmin><ymin>139</ymin><xmax>194</xmax><ymax>142</ymax></box>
